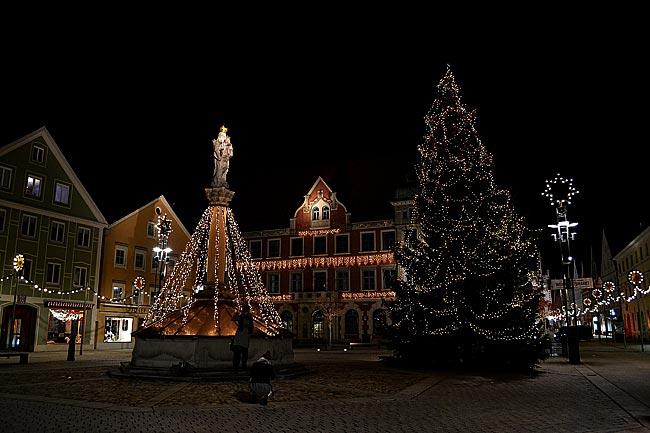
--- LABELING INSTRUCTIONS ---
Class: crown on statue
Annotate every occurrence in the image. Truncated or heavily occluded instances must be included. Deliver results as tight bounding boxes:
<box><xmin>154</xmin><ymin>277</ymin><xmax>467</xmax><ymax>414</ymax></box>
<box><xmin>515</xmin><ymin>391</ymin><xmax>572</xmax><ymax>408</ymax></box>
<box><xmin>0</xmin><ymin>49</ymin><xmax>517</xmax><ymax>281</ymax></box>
<box><xmin>220</xmin><ymin>125</ymin><xmax>228</xmax><ymax>133</ymax></box>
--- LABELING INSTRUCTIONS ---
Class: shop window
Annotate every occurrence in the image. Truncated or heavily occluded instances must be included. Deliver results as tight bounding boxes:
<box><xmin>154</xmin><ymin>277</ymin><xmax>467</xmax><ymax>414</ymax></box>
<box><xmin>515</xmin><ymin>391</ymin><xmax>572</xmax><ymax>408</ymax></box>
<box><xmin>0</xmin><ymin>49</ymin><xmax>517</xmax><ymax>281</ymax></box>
<box><xmin>47</xmin><ymin>309</ymin><xmax>84</xmax><ymax>344</ymax></box>
<box><xmin>104</xmin><ymin>317</ymin><xmax>133</xmax><ymax>342</ymax></box>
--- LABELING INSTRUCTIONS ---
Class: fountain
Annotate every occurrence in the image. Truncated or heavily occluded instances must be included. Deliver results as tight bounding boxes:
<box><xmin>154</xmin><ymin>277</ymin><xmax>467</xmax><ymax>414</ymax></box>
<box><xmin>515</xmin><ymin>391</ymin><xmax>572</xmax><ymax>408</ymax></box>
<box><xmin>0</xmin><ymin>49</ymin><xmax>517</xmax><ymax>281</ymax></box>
<box><xmin>117</xmin><ymin>125</ymin><xmax>295</xmax><ymax>378</ymax></box>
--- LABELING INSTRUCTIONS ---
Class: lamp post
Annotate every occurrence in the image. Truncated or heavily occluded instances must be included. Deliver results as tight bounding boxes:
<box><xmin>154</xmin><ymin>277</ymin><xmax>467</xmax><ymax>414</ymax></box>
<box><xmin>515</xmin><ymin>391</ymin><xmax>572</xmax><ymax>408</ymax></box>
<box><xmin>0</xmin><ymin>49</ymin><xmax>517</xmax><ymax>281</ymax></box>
<box><xmin>543</xmin><ymin>174</ymin><xmax>581</xmax><ymax>364</ymax></box>
<box><xmin>609</xmin><ymin>260</ymin><xmax>626</xmax><ymax>349</ymax></box>
<box><xmin>9</xmin><ymin>254</ymin><xmax>24</xmax><ymax>350</ymax></box>
<box><xmin>152</xmin><ymin>207</ymin><xmax>173</xmax><ymax>317</ymax></box>
<box><xmin>627</xmin><ymin>270</ymin><xmax>646</xmax><ymax>352</ymax></box>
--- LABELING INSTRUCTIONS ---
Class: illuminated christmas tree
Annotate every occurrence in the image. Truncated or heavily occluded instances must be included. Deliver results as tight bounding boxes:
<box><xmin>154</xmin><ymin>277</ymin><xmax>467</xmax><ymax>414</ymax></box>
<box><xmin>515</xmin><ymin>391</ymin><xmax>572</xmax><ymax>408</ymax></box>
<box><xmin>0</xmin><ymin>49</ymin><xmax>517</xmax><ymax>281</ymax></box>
<box><xmin>386</xmin><ymin>65</ymin><xmax>545</xmax><ymax>370</ymax></box>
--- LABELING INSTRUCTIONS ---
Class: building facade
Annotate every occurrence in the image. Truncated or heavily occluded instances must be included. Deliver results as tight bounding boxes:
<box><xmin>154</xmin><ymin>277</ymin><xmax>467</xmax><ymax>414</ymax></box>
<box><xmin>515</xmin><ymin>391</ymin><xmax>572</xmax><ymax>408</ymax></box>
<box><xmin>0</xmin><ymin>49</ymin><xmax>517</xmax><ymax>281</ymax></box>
<box><xmin>96</xmin><ymin>196</ymin><xmax>191</xmax><ymax>349</ymax></box>
<box><xmin>605</xmin><ymin>226</ymin><xmax>650</xmax><ymax>341</ymax></box>
<box><xmin>0</xmin><ymin>127</ymin><xmax>107</xmax><ymax>352</ymax></box>
<box><xmin>242</xmin><ymin>177</ymin><xmax>415</xmax><ymax>346</ymax></box>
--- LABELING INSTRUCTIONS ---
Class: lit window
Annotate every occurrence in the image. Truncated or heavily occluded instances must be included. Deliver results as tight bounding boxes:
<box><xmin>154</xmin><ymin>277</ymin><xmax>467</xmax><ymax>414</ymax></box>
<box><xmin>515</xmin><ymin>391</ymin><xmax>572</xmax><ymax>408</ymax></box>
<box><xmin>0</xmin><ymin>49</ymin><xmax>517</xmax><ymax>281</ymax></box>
<box><xmin>54</xmin><ymin>182</ymin><xmax>70</xmax><ymax>205</ymax></box>
<box><xmin>312</xmin><ymin>206</ymin><xmax>320</xmax><ymax>221</ymax></box>
<box><xmin>104</xmin><ymin>317</ymin><xmax>132</xmax><ymax>342</ymax></box>
<box><xmin>26</xmin><ymin>175</ymin><xmax>42</xmax><ymax>198</ymax></box>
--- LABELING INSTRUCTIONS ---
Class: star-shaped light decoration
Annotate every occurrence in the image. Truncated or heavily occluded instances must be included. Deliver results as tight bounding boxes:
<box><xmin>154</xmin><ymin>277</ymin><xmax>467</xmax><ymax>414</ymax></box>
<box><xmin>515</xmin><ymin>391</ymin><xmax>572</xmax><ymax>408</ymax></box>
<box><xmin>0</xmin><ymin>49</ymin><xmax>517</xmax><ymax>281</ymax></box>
<box><xmin>541</xmin><ymin>173</ymin><xmax>579</xmax><ymax>208</ymax></box>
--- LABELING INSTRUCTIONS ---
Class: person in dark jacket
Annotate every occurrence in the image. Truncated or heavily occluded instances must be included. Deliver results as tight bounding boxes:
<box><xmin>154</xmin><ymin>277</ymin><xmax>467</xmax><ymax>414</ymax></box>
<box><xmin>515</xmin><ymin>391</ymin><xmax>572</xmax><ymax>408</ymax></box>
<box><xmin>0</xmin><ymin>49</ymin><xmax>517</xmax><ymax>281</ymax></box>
<box><xmin>249</xmin><ymin>350</ymin><xmax>275</xmax><ymax>405</ymax></box>
<box><xmin>232</xmin><ymin>305</ymin><xmax>254</xmax><ymax>372</ymax></box>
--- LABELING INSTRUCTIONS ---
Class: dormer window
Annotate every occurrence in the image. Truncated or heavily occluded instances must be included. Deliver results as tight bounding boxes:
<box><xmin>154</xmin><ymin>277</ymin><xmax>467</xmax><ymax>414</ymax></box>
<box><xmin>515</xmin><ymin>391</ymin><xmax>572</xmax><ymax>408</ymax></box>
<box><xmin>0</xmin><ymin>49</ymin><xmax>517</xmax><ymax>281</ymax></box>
<box><xmin>312</xmin><ymin>206</ymin><xmax>320</xmax><ymax>221</ymax></box>
<box><xmin>322</xmin><ymin>205</ymin><xmax>330</xmax><ymax>220</ymax></box>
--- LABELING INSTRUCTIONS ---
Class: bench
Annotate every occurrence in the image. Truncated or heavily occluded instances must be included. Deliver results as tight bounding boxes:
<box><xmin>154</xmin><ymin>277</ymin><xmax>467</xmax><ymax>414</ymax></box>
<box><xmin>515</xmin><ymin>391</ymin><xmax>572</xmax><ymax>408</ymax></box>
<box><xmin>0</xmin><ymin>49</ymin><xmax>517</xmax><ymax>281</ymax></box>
<box><xmin>0</xmin><ymin>351</ymin><xmax>29</xmax><ymax>364</ymax></box>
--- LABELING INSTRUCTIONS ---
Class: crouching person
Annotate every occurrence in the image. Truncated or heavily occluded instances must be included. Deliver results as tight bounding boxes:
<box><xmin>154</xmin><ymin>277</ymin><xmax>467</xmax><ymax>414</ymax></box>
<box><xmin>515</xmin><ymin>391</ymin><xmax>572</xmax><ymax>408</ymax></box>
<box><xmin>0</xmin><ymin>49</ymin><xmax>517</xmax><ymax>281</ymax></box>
<box><xmin>249</xmin><ymin>350</ymin><xmax>275</xmax><ymax>405</ymax></box>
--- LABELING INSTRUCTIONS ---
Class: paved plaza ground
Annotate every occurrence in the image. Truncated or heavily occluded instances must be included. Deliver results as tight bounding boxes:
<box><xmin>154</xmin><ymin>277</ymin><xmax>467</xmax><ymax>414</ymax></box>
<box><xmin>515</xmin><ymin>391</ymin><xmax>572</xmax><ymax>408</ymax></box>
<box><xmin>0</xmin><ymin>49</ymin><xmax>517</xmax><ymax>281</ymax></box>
<box><xmin>0</xmin><ymin>340</ymin><xmax>649</xmax><ymax>432</ymax></box>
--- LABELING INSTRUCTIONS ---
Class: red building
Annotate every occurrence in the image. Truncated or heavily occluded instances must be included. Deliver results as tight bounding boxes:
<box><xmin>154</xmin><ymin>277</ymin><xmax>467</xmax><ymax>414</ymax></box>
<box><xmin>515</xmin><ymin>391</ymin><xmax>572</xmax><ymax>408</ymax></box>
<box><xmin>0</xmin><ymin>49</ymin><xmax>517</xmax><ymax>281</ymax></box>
<box><xmin>242</xmin><ymin>176</ymin><xmax>415</xmax><ymax>346</ymax></box>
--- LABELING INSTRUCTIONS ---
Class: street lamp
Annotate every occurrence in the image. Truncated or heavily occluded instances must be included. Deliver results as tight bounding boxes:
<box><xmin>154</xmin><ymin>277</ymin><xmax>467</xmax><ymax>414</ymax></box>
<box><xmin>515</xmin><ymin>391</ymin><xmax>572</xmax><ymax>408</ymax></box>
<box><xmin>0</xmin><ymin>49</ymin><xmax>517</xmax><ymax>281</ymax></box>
<box><xmin>8</xmin><ymin>254</ymin><xmax>24</xmax><ymax>349</ymax></box>
<box><xmin>627</xmin><ymin>270</ymin><xmax>646</xmax><ymax>352</ymax></box>
<box><xmin>152</xmin><ymin>207</ymin><xmax>173</xmax><ymax>315</ymax></box>
<box><xmin>543</xmin><ymin>174</ymin><xmax>581</xmax><ymax>364</ymax></box>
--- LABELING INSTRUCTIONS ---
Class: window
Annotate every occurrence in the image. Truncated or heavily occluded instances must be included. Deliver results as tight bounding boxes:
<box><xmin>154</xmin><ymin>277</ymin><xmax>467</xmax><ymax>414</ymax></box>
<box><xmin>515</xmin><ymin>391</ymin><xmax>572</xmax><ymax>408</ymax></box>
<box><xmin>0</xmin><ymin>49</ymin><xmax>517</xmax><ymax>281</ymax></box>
<box><xmin>132</xmin><ymin>284</ymin><xmax>143</xmax><ymax>305</ymax></box>
<box><xmin>322</xmin><ymin>205</ymin><xmax>330</xmax><ymax>220</ymax></box>
<box><xmin>0</xmin><ymin>165</ymin><xmax>12</xmax><ymax>190</ymax></box>
<box><xmin>149</xmin><ymin>283</ymin><xmax>160</xmax><ymax>302</ymax></box>
<box><xmin>360</xmin><ymin>232</ymin><xmax>376</xmax><ymax>252</ymax></box>
<box><xmin>54</xmin><ymin>182</ymin><xmax>70</xmax><ymax>205</ymax></box>
<box><xmin>21</xmin><ymin>258</ymin><xmax>33</xmax><ymax>282</ymax></box>
<box><xmin>50</xmin><ymin>221</ymin><xmax>65</xmax><ymax>243</ymax></box>
<box><xmin>104</xmin><ymin>317</ymin><xmax>132</xmax><ymax>343</ymax></box>
<box><xmin>25</xmin><ymin>174</ymin><xmax>42</xmax><ymax>198</ymax></box>
<box><xmin>345</xmin><ymin>310</ymin><xmax>359</xmax><ymax>337</ymax></box>
<box><xmin>147</xmin><ymin>221</ymin><xmax>156</xmax><ymax>237</ymax></box>
<box><xmin>403</xmin><ymin>229</ymin><xmax>416</xmax><ymax>246</ymax></box>
<box><xmin>290</xmin><ymin>271</ymin><xmax>303</xmax><ymax>292</ymax></box>
<box><xmin>77</xmin><ymin>227</ymin><xmax>91</xmax><ymax>248</ymax></box>
<box><xmin>46</xmin><ymin>262</ymin><xmax>62</xmax><ymax>285</ymax></box>
<box><xmin>312</xmin><ymin>206</ymin><xmax>320</xmax><ymax>221</ymax></box>
<box><xmin>47</xmin><ymin>309</ymin><xmax>84</xmax><ymax>344</ymax></box>
<box><xmin>382</xmin><ymin>267</ymin><xmax>396</xmax><ymax>289</ymax></box>
<box><xmin>249</xmin><ymin>240</ymin><xmax>262</xmax><ymax>259</ymax></box>
<box><xmin>361</xmin><ymin>268</ymin><xmax>376</xmax><ymax>290</ymax></box>
<box><xmin>291</xmin><ymin>237</ymin><xmax>304</xmax><ymax>257</ymax></box>
<box><xmin>313</xmin><ymin>270</ymin><xmax>327</xmax><ymax>291</ymax></box>
<box><xmin>312</xmin><ymin>310</ymin><xmax>324</xmax><ymax>339</ymax></box>
<box><xmin>373</xmin><ymin>309</ymin><xmax>387</xmax><ymax>336</ymax></box>
<box><xmin>73</xmin><ymin>266</ymin><xmax>88</xmax><ymax>287</ymax></box>
<box><xmin>335</xmin><ymin>269</ymin><xmax>350</xmax><ymax>291</ymax></box>
<box><xmin>114</xmin><ymin>245</ymin><xmax>128</xmax><ymax>268</ymax></box>
<box><xmin>335</xmin><ymin>234</ymin><xmax>349</xmax><ymax>254</ymax></box>
<box><xmin>381</xmin><ymin>230</ymin><xmax>396</xmax><ymax>251</ymax></box>
<box><xmin>313</xmin><ymin>235</ymin><xmax>327</xmax><ymax>255</ymax></box>
<box><xmin>280</xmin><ymin>310</ymin><xmax>293</xmax><ymax>333</ymax></box>
<box><xmin>134</xmin><ymin>248</ymin><xmax>146</xmax><ymax>270</ymax></box>
<box><xmin>21</xmin><ymin>214</ymin><xmax>38</xmax><ymax>238</ymax></box>
<box><xmin>0</xmin><ymin>208</ymin><xmax>6</xmax><ymax>232</ymax></box>
<box><xmin>267</xmin><ymin>273</ymin><xmax>280</xmax><ymax>293</ymax></box>
<box><xmin>112</xmin><ymin>283</ymin><xmax>125</xmax><ymax>300</ymax></box>
<box><xmin>268</xmin><ymin>239</ymin><xmax>280</xmax><ymax>258</ymax></box>
<box><xmin>31</xmin><ymin>143</ymin><xmax>46</xmax><ymax>163</ymax></box>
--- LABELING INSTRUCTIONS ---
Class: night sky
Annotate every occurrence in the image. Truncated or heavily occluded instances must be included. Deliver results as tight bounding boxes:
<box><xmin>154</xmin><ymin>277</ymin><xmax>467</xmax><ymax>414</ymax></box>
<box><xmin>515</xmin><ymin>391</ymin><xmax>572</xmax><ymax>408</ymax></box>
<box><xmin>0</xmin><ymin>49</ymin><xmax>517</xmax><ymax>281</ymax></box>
<box><xmin>2</xmin><ymin>13</ymin><xmax>648</xmax><ymax>278</ymax></box>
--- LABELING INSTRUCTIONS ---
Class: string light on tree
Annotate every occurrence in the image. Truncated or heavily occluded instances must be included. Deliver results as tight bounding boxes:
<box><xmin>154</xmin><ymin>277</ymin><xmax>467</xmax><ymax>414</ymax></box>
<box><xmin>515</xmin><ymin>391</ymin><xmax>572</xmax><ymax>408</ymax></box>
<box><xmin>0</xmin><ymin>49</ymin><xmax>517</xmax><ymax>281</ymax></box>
<box><xmin>385</xmin><ymin>64</ymin><xmax>545</xmax><ymax>368</ymax></box>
